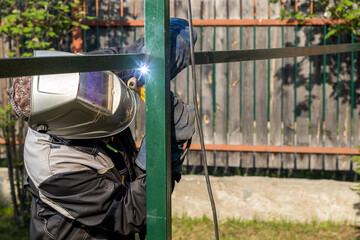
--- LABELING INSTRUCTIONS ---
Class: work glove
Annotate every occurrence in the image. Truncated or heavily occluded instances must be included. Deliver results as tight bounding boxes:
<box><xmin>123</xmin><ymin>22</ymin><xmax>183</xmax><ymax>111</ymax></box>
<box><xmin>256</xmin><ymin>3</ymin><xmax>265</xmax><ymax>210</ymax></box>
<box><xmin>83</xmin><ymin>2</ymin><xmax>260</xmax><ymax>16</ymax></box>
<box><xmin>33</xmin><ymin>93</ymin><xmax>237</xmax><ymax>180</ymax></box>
<box><xmin>135</xmin><ymin>93</ymin><xmax>195</xmax><ymax>174</ymax></box>
<box><xmin>104</xmin><ymin>18</ymin><xmax>198</xmax><ymax>87</ymax></box>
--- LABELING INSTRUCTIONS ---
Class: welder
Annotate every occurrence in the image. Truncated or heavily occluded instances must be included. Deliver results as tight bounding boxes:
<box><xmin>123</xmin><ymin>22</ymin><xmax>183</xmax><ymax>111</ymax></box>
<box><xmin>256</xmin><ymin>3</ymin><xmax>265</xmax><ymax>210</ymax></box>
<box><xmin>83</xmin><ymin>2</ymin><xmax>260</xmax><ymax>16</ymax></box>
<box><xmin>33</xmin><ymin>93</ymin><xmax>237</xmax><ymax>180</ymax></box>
<box><xmin>9</xmin><ymin>18</ymin><xmax>196</xmax><ymax>240</ymax></box>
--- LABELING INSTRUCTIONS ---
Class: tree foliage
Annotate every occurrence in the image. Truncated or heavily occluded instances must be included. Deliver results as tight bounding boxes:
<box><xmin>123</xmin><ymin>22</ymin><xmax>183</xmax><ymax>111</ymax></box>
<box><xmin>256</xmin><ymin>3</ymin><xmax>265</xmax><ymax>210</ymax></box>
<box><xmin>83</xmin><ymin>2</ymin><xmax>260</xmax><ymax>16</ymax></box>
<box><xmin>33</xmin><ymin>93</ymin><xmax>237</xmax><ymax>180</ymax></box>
<box><xmin>0</xmin><ymin>0</ymin><xmax>91</xmax><ymax>57</ymax></box>
<box><xmin>271</xmin><ymin>0</ymin><xmax>360</xmax><ymax>41</ymax></box>
<box><xmin>0</xmin><ymin>0</ymin><xmax>91</xmax><ymax>224</ymax></box>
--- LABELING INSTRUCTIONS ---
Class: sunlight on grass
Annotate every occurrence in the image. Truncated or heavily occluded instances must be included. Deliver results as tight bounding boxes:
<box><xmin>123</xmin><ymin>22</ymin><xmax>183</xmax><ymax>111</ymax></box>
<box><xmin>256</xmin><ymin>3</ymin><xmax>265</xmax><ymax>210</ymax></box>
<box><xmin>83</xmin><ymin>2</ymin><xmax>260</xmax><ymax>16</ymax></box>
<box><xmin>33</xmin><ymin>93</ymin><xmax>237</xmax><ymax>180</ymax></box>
<box><xmin>172</xmin><ymin>216</ymin><xmax>360</xmax><ymax>240</ymax></box>
<box><xmin>1</xmin><ymin>209</ymin><xmax>359</xmax><ymax>240</ymax></box>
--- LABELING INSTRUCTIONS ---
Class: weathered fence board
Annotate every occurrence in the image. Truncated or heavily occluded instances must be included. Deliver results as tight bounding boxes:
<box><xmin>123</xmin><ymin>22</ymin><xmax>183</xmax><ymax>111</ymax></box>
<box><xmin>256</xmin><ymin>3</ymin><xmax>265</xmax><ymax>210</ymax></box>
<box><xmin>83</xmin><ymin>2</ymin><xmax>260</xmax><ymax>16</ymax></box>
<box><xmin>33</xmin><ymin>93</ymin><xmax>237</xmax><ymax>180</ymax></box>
<box><xmin>338</xmin><ymin>35</ymin><xmax>352</xmax><ymax>171</ymax></box>
<box><xmin>283</xmin><ymin>25</ymin><xmax>296</xmax><ymax>170</ymax></box>
<box><xmin>201</xmin><ymin>0</ymin><xmax>215</xmax><ymax>167</ymax></box>
<box><xmin>353</xmin><ymin>50</ymin><xmax>360</xmax><ymax>171</ymax></box>
<box><xmin>240</xmin><ymin>0</ymin><xmax>255</xmax><ymax>169</ymax></box>
<box><xmin>324</xmin><ymin>36</ymin><xmax>338</xmax><ymax>171</ymax></box>
<box><xmin>310</xmin><ymin>27</ymin><xmax>324</xmax><ymax>170</ymax></box>
<box><xmin>295</xmin><ymin>3</ymin><xmax>310</xmax><ymax>170</ymax></box>
<box><xmin>269</xmin><ymin>1</ymin><xmax>282</xmax><ymax>170</ymax></box>
<box><xmin>228</xmin><ymin>0</ymin><xmax>241</xmax><ymax>168</ymax></box>
<box><xmin>172</xmin><ymin>0</ymin><xmax>191</xmax><ymax>166</ymax></box>
<box><xmin>214</xmin><ymin>0</ymin><xmax>228</xmax><ymax>168</ymax></box>
<box><xmin>254</xmin><ymin>0</ymin><xmax>269</xmax><ymax>168</ymax></box>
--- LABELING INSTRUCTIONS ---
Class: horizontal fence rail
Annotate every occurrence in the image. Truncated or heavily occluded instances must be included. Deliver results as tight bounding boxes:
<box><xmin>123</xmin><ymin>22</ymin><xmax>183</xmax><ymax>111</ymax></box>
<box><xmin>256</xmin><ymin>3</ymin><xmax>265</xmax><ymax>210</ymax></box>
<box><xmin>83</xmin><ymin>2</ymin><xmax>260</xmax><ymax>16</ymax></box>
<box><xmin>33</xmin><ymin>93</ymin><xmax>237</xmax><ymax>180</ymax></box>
<box><xmin>194</xmin><ymin>43</ymin><xmax>360</xmax><ymax>65</ymax></box>
<box><xmin>132</xmin><ymin>142</ymin><xmax>360</xmax><ymax>155</ymax></box>
<box><xmin>1</xmin><ymin>44</ymin><xmax>359</xmax><ymax>77</ymax></box>
<box><xmin>0</xmin><ymin>53</ymin><xmax>146</xmax><ymax>78</ymax></box>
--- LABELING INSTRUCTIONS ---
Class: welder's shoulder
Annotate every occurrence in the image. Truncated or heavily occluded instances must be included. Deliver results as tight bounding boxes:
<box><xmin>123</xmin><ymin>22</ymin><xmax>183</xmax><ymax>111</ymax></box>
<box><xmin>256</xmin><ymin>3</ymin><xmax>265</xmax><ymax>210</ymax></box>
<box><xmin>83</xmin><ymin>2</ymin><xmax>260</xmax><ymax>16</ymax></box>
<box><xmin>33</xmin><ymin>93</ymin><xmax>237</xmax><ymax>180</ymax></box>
<box><xmin>24</xmin><ymin>128</ymin><xmax>115</xmax><ymax>187</ymax></box>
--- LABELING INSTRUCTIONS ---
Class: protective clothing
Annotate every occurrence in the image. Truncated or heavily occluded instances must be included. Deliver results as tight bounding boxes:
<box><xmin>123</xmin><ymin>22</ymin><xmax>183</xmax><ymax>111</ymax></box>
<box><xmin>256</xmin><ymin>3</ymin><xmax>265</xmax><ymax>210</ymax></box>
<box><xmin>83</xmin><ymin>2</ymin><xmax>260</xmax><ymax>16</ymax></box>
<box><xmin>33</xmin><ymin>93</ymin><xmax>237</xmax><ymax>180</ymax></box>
<box><xmin>24</xmin><ymin>17</ymin><xmax>196</xmax><ymax>240</ymax></box>
<box><xmin>28</xmin><ymin>50</ymin><xmax>136</xmax><ymax>139</ymax></box>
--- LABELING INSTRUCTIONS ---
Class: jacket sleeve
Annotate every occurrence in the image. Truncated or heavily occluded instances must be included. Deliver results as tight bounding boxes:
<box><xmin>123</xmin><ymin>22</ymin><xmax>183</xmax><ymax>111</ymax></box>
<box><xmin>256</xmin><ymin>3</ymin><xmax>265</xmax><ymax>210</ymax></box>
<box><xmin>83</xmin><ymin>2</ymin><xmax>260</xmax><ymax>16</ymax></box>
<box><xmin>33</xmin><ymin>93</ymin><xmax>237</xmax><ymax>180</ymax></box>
<box><xmin>37</xmin><ymin>166</ymin><xmax>146</xmax><ymax>235</ymax></box>
<box><xmin>135</xmin><ymin>92</ymin><xmax>195</xmax><ymax>172</ymax></box>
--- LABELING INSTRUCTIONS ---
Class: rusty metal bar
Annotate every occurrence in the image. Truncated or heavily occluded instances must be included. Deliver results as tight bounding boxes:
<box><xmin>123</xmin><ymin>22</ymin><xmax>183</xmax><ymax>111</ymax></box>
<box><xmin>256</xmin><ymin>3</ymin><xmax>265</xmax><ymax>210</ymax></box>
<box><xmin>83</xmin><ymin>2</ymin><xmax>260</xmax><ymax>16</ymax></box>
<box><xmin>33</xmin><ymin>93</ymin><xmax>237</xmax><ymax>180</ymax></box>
<box><xmin>133</xmin><ymin>142</ymin><xmax>360</xmax><ymax>155</ymax></box>
<box><xmin>80</xmin><ymin>18</ymin><xmax>344</xmax><ymax>27</ymax></box>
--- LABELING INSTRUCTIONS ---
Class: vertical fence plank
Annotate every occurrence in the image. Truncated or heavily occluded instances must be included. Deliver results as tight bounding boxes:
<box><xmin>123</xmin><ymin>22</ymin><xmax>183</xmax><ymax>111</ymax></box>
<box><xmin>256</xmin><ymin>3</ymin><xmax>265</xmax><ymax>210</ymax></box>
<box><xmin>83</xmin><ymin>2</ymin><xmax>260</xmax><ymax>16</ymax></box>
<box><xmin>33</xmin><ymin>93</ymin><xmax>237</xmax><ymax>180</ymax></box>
<box><xmin>269</xmin><ymin>1</ymin><xmax>282</xmax><ymax>169</ymax></box>
<box><xmin>324</xmin><ymin>36</ymin><xmax>338</xmax><ymax>171</ymax></box>
<box><xmin>283</xmin><ymin>27</ymin><xmax>295</xmax><ymax>169</ymax></box>
<box><xmin>338</xmin><ymin>34</ymin><xmax>352</xmax><ymax>171</ymax></box>
<box><xmin>282</xmin><ymin>2</ymin><xmax>295</xmax><ymax>171</ymax></box>
<box><xmin>214</xmin><ymin>0</ymin><xmax>228</xmax><ymax>168</ymax></box>
<box><xmin>310</xmin><ymin>26</ymin><xmax>324</xmax><ymax>170</ymax></box>
<box><xmin>189</xmin><ymin>0</ymin><xmax>202</xmax><ymax>169</ymax></box>
<box><xmin>201</xmin><ymin>0</ymin><xmax>215</xmax><ymax>167</ymax></box>
<box><xmin>173</xmin><ymin>0</ymin><xmax>191</xmax><ymax>166</ymax></box>
<box><xmin>254</xmin><ymin>0</ymin><xmax>268</xmax><ymax>169</ymax></box>
<box><xmin>240</xmin><ymin>0</ymin><xmax>255</xmax><ymax>169</ymax></box>
<box><xmin>173</xmin><ymin>0</ymin><xmax>188</xmax><ymax>104</ymax></box>
<box><xmin>228</xmin><ymin>0</ymin><xmax>241</xmax><ymax>168</ymax></box>
<box><xmin>295</xmin><ymin>3</ymin><xmax>310</xmax><ymax>170</ymax></box>
<box><xmin>186</xmin><ymin>0</ymin><xmax>203</xmax><ymax>169</ymax></box>
<box><xmin>353</xmin><ymin>49</ymin><xmax>360</xmax><ymax>171</ymax></box>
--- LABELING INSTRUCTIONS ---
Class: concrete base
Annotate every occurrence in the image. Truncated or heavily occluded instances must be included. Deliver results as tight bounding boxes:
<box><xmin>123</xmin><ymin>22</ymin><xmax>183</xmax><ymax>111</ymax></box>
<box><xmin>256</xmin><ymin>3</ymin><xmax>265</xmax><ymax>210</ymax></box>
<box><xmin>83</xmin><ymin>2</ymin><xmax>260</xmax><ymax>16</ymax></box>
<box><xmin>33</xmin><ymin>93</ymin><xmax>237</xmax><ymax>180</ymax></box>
<box><xmin>172</xmin><ymin>175</ymin><xmax>360</xmax><ymax>224</ymax></box>
<box><xmin>1</xmin><ymin>168</ymin><xmax>359</xmax><ymax>224</ymax></box>
<box><xmin>0</xmin><ymin>168</ymin><xmax>11</xmax><ymax>206</ymax></box>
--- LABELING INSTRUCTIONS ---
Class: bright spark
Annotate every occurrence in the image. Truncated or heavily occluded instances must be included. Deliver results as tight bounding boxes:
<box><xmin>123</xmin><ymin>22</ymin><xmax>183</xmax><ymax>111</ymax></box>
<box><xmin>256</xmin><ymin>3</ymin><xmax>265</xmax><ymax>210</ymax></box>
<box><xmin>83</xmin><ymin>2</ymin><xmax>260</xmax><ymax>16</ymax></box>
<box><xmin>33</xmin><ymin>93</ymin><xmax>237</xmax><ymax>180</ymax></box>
<box><xmin>139</xmin><ymin>65</ymin><xmax>149</xmax><ymax>75</ymax></box>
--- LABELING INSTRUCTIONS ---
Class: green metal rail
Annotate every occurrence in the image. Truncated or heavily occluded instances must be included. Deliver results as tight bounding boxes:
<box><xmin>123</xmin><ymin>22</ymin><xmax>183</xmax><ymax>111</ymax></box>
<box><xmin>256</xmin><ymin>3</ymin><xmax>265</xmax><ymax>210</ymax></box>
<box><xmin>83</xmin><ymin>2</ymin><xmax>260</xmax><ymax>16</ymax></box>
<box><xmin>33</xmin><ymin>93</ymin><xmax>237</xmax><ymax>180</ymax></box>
<box><xmin>1</xmin><ymin>43</ymin><xmax>359</xmax><ymax>78</ymax></box>
<box><xmin>144</xmin><ymin>0</ymin><xmax>171</xmax><ymax>239</ymax></box>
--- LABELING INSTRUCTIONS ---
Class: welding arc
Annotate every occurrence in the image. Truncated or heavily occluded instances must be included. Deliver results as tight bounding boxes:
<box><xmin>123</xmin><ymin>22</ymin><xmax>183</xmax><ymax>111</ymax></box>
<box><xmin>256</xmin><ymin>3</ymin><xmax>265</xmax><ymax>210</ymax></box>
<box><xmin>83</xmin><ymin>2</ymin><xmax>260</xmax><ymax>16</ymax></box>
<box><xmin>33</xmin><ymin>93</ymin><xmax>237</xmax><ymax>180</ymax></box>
<box><xmin>186</xmin><ymin>1</ymin><xmax>220</xmax><ymax>240</ymax></box>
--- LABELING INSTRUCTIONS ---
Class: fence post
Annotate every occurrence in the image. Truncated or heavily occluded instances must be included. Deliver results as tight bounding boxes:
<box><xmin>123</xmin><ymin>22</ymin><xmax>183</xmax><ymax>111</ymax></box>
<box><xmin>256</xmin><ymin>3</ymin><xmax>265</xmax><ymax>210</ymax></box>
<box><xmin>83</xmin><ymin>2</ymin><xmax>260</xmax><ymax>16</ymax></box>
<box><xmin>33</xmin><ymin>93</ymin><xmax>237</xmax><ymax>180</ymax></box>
<box><xmin>144</xmin><ymin>0</ymin><xmax>171</xmax><ymax>239</ymax></box>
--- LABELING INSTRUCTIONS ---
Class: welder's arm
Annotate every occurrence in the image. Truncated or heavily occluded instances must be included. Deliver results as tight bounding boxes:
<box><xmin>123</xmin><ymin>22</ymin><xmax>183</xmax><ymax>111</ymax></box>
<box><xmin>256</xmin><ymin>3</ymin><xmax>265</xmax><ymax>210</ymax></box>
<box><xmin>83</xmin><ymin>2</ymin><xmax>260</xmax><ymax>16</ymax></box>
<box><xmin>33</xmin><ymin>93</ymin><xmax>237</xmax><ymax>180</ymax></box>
<box><xmin>135</xmin><ymin>92</ymin><xmax>195</xmax><ymax>173</ymax></box>
<box><xmin>86</xmin><ymin>18</ymin><xmax>197</xmax><ymax>83</ymax></box>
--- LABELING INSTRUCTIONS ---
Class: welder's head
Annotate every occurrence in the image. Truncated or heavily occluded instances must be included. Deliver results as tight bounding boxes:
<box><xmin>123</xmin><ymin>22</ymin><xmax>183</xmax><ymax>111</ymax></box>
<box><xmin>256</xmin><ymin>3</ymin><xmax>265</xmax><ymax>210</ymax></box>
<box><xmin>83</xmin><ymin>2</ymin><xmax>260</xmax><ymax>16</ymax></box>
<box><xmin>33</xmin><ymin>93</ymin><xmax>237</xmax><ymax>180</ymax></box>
<box><xmin>9</xmin><ymin>76</ymin><xmax>32</xmax><ymax>121</ymax></box>
<box><xmin>8</xmin><ymin>50</ymin><xmax>137</xmax><ymax>139</ymax></box>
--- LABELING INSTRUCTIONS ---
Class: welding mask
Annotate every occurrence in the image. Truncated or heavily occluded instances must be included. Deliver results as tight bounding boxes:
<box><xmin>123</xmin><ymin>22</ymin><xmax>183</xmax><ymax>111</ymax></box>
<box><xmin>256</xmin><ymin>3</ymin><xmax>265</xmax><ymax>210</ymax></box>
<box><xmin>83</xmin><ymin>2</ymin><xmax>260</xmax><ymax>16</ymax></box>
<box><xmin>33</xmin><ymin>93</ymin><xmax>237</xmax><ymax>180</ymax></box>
<box><xmin>28</xmin><ymin>50</ymin><xmax>136</xmax><ymax>139</ymax></box>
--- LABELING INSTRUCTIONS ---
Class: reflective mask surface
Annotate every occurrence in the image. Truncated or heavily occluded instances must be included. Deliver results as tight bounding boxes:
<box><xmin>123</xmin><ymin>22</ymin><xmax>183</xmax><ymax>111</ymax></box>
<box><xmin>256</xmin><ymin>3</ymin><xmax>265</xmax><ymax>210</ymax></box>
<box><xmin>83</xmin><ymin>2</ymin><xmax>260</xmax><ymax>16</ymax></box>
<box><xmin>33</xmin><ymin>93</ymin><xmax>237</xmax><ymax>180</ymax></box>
<box><xmin>29</xmin><ymin>50</ymin><xmax>136</xmax><ymax>139</ymax></box>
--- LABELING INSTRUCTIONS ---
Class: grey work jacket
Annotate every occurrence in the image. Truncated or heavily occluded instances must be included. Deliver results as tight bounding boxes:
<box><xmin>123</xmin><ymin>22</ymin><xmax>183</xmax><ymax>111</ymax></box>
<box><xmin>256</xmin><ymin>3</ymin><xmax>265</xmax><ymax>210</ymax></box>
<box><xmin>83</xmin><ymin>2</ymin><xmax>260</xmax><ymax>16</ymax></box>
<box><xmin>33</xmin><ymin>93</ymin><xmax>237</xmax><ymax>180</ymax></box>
<box><xmin>24</xmin><ymin>127</ymin><xmax>146</xmax><ymax>240</ymax></box>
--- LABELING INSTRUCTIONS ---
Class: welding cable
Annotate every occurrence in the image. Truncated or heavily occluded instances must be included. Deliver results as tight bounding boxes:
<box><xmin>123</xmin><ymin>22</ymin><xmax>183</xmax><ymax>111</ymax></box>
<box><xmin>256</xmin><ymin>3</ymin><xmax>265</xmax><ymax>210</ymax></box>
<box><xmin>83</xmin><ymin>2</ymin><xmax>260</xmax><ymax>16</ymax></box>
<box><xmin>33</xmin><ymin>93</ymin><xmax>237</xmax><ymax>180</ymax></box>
<box><xmin>186</xmin><ymin>0</ymin><xmax>220</xmax><ymax>239</ymax></box>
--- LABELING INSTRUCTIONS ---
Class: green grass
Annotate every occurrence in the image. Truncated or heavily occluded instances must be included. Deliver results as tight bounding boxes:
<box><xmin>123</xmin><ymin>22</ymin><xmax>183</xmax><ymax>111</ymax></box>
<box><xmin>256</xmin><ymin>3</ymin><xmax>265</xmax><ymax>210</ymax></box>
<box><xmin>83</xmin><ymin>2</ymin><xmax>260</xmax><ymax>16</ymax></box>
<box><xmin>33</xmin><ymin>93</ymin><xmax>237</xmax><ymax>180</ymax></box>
<box><xmin>0</xmin><ymin>207</ymin><xmax>29</xmax><ymax>240</ymax></box>
<box><xmin>172</xmin><ymin>216</ymin><xmax>360</xmax><ymax>240</ymax></box>
<box><xmin>1</xmin><ymin>210</ymin><xmax>359</xmax><ymax>240</ymax></box>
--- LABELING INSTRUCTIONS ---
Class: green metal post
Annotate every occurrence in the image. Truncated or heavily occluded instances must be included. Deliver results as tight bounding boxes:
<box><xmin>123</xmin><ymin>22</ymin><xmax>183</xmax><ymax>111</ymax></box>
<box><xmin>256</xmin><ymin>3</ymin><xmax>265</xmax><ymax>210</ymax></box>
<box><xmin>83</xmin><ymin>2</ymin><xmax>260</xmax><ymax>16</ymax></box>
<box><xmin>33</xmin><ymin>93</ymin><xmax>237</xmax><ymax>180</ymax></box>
<box><xmin>144</xmin><ymin>0</ymin><xmax>171</xmax><ymax>239</ymax></box>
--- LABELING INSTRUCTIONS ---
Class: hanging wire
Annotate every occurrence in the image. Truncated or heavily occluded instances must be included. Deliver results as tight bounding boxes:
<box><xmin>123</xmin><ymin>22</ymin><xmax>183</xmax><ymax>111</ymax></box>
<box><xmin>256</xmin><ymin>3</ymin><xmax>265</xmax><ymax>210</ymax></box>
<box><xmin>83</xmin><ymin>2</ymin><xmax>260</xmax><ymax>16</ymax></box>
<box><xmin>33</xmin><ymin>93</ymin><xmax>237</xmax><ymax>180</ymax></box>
<box><xmin>186</xmin><ymin>0</ymin><xmax>220</xmax><ymax>239</ymax></box>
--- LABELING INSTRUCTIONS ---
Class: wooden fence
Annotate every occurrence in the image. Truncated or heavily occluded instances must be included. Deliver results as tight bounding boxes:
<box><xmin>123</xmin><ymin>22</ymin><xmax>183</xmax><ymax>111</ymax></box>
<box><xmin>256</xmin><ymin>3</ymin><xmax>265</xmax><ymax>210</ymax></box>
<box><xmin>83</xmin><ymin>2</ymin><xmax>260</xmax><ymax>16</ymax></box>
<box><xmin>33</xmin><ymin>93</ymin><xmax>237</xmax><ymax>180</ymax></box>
<box><xmin>76</xmin><ymin>0</ymin><xmax>360</xmax><ymax>172</ymax></box>
<box><xmin>2</xmin><ymin>0</ymin><xmax>359</xmax><ymax>172</ymax></box>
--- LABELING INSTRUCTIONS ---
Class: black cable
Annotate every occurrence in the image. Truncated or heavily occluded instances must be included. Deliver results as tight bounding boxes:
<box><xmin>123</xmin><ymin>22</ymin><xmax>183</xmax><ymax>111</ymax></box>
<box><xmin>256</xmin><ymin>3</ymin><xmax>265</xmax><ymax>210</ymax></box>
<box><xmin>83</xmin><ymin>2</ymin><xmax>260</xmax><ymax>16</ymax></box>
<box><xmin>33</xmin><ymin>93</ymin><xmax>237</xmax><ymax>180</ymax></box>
<box><xmin>186</xmin><ymin>1</ymin><xmax>220</xmax><ymax>239</ymax></box>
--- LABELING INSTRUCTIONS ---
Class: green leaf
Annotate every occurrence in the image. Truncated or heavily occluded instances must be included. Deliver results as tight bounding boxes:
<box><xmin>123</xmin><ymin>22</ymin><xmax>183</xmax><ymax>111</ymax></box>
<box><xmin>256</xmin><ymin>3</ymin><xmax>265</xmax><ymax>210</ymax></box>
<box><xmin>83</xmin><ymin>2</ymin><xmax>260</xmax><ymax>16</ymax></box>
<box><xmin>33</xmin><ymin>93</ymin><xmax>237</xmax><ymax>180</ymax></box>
<box><xmin>48</xmin><ymin>31</ymin><xmax>58</xmax><ymax>37</ymax></box>
<box><xmin>12</xmin><ymin>27</ymin><xmax>23</xmax><ymax>35</ymax></box>
<box><xmin>23</xmin><ymin>27</ymin><xmax>32</xmax><ymax>33</ymax></box>
<box><xmin>343</xmin><ymin>0</ymin><xmax>354</xmax><ymax>6</ymax></box>
<box><xmin>80</xmin><ymin>24</ymin><xmax>90</xmax><ymax>30</ymax></box>
<box><xmin>86</xmin><ymin>16</ymin><xmax>97</xmax><ymax>20</ymax></box>
<box><xmin>325</xmin><ymin>29</ymin><xmax>337</xmax><ymax>39</ymax></box>
<box><xmin>22</xmin><ymin>52</ymin><xmax>33</xmax><ymax>57</ymax></box>
<box><xmin>336</xmin><ymin>4</ymin><xmax>344</xmax><ymax>12</ymax></box>
<box><xmin>71</xmin><ymin>21</ymin><xmax>80</xmax><ymax>26</ymax></box>
<box><xmin>347</xmin><ymin>13</ymin><xmax>356</xmax><ymax>20</ymax></box>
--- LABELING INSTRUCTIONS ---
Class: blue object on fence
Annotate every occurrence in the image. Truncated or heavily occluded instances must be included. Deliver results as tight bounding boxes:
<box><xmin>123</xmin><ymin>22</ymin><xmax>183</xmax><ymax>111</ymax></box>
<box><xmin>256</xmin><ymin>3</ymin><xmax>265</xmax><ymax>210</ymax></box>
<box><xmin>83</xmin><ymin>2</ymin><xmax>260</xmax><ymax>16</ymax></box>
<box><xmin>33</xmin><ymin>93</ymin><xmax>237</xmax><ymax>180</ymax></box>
<box><xmin>132</xmin><ymin>18</ymin><xmax>197</xmax><ymax>87</ymax></box>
